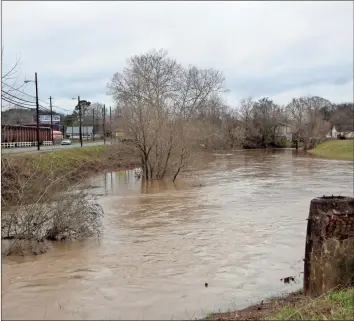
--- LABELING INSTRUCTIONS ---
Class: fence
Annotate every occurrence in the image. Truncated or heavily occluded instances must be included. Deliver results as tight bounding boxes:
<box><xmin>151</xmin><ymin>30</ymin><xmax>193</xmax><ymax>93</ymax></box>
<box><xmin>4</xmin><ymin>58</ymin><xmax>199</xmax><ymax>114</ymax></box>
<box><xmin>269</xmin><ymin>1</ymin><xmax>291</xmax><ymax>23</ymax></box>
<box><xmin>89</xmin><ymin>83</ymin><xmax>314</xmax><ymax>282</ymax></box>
<box><xmin>304</xmin><ymin>196</ymin><xmax>354</xmax><ymax>297</ymax></box>
<box><xmin>1</xmin><ymin>141</ymin><xmax>53</xmax><ymax>148</ymax></box>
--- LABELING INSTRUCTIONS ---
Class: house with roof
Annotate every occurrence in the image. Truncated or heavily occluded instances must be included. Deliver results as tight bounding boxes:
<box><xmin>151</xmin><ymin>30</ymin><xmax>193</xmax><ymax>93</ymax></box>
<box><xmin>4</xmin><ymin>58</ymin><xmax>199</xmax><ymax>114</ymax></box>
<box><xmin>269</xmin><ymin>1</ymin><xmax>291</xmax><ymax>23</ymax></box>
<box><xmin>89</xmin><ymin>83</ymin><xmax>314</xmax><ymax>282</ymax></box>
<box><xmin>327</xmin><ymin>124</ymin><xmax>354</xmax><ymax>139</ymax></box>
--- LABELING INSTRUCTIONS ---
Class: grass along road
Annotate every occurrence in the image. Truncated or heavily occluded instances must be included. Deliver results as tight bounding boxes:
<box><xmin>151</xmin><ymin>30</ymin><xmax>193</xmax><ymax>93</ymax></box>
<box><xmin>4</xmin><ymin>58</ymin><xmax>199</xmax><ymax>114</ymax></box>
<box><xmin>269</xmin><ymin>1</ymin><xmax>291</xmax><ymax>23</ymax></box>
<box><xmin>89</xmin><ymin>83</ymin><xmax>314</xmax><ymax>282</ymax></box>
<box><xmin>308</xmin><ymin>140</ymin><xmax>354</xmax><ymax>161</ymax></box>
<box><xmin>1</xmin><ymin>143</ymin><xmax>140</xmax><ymax>207</ymax></box>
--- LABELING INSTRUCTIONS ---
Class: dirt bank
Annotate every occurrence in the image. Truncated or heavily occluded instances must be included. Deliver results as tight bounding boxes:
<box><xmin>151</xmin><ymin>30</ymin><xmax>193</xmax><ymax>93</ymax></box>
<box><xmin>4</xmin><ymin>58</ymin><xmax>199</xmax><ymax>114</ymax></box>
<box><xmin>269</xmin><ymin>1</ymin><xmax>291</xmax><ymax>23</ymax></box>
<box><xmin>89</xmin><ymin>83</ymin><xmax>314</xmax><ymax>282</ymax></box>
<box><xmin>207</xmin><ymin>291</ymin><xmax>303</xmax><ymax>320</ymax></box>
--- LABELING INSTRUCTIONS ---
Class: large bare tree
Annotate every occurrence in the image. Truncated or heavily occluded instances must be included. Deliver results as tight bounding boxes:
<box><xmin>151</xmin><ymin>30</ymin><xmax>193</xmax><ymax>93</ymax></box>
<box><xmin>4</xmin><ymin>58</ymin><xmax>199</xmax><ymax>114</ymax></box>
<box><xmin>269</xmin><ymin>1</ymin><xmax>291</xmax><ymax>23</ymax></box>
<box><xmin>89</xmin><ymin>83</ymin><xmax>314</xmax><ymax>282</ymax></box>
<box><xmin>236</xmin><ymin>97</ymin><xmax>285</xmax><ymax>148</ymax></box>
<box><xmin>286</xmin><ymin>96</ymin><xmax>332</xmax><ymax>149</ymax></box>
<box><xmin>107</xmin><ymin>49</ymin><xmax>226</xmax><ymax>180</ymax></box>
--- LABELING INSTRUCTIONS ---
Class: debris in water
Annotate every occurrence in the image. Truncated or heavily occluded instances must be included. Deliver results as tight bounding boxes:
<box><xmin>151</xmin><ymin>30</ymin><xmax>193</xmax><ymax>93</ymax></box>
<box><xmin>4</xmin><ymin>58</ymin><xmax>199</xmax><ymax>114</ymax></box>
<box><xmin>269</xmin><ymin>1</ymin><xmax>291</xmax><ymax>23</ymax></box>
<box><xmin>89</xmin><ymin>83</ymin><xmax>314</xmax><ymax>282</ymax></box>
<box><xmin>280</xmin><ymin>276</ymin><xmax>296</xmax><ymax>284</ymax></box>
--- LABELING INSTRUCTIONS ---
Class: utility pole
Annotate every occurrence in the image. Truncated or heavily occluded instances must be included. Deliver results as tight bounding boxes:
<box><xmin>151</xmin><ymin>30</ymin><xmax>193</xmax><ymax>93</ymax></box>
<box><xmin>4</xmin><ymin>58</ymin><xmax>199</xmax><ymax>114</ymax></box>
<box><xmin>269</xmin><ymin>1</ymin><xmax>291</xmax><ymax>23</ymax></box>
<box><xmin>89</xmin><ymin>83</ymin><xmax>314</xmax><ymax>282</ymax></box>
<box><xmin>35</xmin><ymin>72</ymin><xmax>40</xmax><ymax>151</ymax></box>
<box><xmin>78</xmin><ymin>96</ymin><xmax>83</xmax><ymax>147</ymax></box>
<box><xmin>49</xmin><ymin>96</ymin><xmax>54</xmax><ymax>144</ymax></box>
<box><xmin>92</xmin><ymin>108</ymin><xmax>95</xmax><ymax>141</ymax></box>
<box><xmin>103</xmin><ymin>104</ymin><xmax>106</xmax><ymax>145</ymax></box>
<box><xmin>96</xmin><ymin>105</ymin><xmax>99</xmax><ymax>138</ymax></box>
<box><xmin>109</xmin><ymin>106</ymin><xmax>112</xmax><ymax>140</ymax></box>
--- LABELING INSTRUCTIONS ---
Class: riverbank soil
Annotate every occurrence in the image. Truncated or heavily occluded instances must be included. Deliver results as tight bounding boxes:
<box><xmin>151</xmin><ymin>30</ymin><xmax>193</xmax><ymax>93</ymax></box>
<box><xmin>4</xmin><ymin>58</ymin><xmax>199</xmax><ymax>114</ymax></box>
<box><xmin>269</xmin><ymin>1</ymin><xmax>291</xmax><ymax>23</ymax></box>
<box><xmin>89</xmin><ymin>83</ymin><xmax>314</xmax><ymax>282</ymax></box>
<box><xmin>207</xmin><ymin>288</ymin><xmax>354</xmax><ymax>320</ymax></box>
<box><xmin>308</xmin><ymin>140</ymin><xmax>354</xmax><ymax>161</ymax></box>
<box><xmin>207</xmin><ymin>291</ymin><xmax>303</xmax><ymax>321</ymax></box>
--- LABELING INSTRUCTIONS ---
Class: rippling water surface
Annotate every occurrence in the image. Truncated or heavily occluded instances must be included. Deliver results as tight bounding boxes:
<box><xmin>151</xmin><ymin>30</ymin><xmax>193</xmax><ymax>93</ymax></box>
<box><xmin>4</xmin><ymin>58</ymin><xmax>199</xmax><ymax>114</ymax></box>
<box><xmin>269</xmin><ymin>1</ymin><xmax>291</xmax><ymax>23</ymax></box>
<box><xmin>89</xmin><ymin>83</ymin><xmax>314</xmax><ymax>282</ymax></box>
<box><xmin>2</xmin><ymin>150</ymin><xmax>353</xmax><ymax>320</ymax></box>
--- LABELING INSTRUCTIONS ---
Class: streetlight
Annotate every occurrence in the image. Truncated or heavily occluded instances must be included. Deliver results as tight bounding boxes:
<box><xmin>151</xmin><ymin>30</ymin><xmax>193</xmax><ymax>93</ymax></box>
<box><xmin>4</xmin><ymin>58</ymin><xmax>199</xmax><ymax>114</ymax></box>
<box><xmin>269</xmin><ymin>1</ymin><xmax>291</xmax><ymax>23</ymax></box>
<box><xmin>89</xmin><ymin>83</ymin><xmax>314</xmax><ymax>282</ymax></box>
<box><xmin>24</xmin><ymin>72</ymin><xmax>40</xmax><ymax>151</ymax></box>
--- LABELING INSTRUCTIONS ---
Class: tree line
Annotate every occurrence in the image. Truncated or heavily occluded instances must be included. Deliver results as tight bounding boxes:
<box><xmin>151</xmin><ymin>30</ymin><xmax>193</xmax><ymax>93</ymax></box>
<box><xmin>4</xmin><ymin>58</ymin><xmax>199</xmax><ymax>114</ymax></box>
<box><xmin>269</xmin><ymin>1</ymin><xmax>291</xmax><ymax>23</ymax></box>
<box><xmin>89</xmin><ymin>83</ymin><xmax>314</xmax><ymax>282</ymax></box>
<box><xmin>107</xmin><ymin>49</ymin><xmax>353</xmax><ymax>181</ymax></box>
<box><xmin>3</xmin><ymin>48</ymin><xmax>352</xmax><ymax>181</ymax></box>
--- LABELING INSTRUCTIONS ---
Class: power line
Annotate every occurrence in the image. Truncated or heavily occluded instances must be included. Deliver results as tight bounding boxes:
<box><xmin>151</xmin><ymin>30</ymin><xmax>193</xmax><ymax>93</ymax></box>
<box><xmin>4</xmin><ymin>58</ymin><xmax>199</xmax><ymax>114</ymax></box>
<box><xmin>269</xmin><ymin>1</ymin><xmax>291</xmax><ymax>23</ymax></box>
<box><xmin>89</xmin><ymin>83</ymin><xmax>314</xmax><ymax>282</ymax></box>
<box><xmin>2</xmin><ymin>86</ymin><xmax>68</xmax><ymax>114</ymax></box>
<box><xmin>1</xmin><ymin>96</ymin><xmax>37</xmax><ymax>108</ymax></box>
<box><xmin>3</xmin><ymin>82</ymin><xmax>56</xmax><ymax>109</ymax></box>
<box><xmin>2</xmin><ymin>83</ymin><xmax>37</xmax><ymax>102</ymax></box>
<box><xmin>1</xmin><ymin>90</ymin><xmax>37</xmax><ymax>106</ymax></box>
<box><xmin>1</xmin><ymin>97</ymin><xmax>34</xmax><ymax>110</ymax></box>
<box><xmin>3</xmin><ymin>82</ymin><xmax>37</xmax><ymax>99</ymax></box>
<box><xmin>1</xmin><ymin>97</ymin><xmax>52</xmax><ymax>114</ymax></box>
<box><xmin>3</xmin><ymin>82</ymin><xmax>77</xmax><ymax>114</ymax></box>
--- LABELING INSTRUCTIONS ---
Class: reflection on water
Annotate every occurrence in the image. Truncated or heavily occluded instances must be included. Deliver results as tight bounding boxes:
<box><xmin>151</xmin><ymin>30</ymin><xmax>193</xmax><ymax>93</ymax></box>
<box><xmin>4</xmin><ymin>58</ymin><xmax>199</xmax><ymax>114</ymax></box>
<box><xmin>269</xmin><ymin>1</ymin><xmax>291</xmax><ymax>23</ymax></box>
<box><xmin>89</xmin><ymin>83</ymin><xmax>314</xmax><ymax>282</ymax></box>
<box><xmin>2</xmin><ymin>149</ymin><xmax>353</xmax><ymax>320</ymax></box>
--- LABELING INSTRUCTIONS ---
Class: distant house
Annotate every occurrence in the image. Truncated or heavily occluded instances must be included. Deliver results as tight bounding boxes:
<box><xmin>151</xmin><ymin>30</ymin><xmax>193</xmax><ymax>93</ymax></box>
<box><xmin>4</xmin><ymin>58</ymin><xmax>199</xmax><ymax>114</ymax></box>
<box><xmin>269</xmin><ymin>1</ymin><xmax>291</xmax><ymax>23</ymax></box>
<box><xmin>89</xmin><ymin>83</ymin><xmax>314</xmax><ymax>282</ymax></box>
<box><xmin>327</xmin><ymin>125</ymin><xmax>354</xmax><ymax>139</ymax></box>
<box><xmin>66</xmin><ymin>126</ymin><xmax>94</xmax><ymax>139</ymax></box>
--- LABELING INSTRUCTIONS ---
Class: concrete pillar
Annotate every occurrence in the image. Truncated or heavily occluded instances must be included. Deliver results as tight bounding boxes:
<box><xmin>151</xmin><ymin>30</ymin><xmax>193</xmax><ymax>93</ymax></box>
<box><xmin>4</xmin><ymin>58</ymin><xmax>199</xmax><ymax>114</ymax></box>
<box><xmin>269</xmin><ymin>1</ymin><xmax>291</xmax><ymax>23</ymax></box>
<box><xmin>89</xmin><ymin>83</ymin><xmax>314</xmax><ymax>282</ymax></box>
<box><xmin>304</xmin><ymin>196</ymin><xmax>354</xmax><ymax>297</ymax></box>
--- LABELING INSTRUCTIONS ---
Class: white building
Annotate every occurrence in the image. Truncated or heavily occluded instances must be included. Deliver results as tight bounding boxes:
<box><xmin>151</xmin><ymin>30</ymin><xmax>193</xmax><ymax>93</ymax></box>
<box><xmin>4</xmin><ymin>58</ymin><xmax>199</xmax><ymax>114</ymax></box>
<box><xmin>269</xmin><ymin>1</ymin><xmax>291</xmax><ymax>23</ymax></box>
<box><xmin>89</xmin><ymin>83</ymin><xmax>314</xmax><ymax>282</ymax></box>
<box><xmin>327</xmin><ymin>125</ymin><xmax>354</xmax><ymax>139</ymax></box>
<box><xmin>66</xmin><ymin>126</ymin><xmax>94</xmax><ymax>139</ymax></box>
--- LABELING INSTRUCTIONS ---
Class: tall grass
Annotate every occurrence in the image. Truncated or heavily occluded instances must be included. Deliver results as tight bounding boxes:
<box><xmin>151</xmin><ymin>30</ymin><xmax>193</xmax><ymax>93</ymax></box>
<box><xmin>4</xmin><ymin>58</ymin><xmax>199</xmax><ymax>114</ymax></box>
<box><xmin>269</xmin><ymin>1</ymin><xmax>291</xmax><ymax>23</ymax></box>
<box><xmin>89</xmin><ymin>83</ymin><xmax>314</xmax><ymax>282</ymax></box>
<box><xmin>269</xmin><ymin>287</ymin><xmax>354</xmax><ymax>320</ymax></box>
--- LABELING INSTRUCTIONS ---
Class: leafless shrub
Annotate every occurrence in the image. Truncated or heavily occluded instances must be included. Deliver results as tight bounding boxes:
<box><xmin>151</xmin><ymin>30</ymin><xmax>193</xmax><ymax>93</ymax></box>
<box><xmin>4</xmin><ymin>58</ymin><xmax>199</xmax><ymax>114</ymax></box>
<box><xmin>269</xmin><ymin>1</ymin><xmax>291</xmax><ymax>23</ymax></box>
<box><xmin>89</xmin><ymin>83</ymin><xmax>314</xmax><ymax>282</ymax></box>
<box><xmin>2</xmin><ymin>155</ymin><xmax>74</xmax><ymax>207</ymax></box>
<box><xmin>2</xmin><ymin>240</ymin><xmax>49</xmax><ymax>256</ymax></box>
<box><xmin>1</xmin><ymin>152</ymin><xmax>107</xmax><ymax>256</ymax></box>
<box><xmin>2</xmin><ymin>190</ymin><xmax>103</xmax><ymax>256</ymax></box>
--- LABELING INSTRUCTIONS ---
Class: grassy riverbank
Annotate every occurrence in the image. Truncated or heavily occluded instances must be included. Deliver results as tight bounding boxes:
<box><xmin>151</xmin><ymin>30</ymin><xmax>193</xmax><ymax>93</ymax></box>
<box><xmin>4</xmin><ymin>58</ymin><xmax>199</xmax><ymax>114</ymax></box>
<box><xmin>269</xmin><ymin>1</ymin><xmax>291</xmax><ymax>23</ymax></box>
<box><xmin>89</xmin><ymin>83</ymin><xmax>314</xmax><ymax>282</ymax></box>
<box><xmin>2</xmin><ymin>143</ymin><xmax>141</xmax><ymax>256</ymax></box>
<box><xmin>308</xmin><ymin>140</ymin><xmax>354</xmax><ymax>161</ymax></box>
<box><xmin>207</xmin><ymin>287</ymin><xmax>354</xmax><ymax>320</ymax></box>
<box><xmin>1</xmin><ymin>143</ymin><xmax>140</xmax><ymax>207</ymax></box>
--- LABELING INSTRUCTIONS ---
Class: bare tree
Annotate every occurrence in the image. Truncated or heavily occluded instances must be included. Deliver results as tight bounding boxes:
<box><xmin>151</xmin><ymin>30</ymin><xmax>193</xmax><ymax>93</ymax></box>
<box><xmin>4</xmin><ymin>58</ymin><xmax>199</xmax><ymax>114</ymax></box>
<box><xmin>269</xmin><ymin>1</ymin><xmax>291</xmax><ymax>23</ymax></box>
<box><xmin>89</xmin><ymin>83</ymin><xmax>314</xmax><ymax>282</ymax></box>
<box><xmin>330</xmin><ymin>103</ymin><xmax>354</xmax><ymax>136</ymax></box>
<box><xmin>236</xmin><ymin>97</ymin><xmax>285</xmax><ymax>148</ymax></box>
<box><xmin>107</xmin><ymin>49</ymin><xmax>226</xmax><ymax>180</ymax></box>
<box><xmin>1</xmin><ymin>47</ymin><xmax>24</xmax><ymax>96</ymax></box>
<box><xmin>286</xmin><ymin>96</ymin><xmax>332</xmax><ymax>149</ymax></box>
<box><xmin>286</xmin><ymin>98</ymin><xmax>308</xmax><ymax>149</ymax></box>
<box><xmin>175</xmin><ymin>66</ymin><xmax>226</xmax><ymax>120</ymax></box>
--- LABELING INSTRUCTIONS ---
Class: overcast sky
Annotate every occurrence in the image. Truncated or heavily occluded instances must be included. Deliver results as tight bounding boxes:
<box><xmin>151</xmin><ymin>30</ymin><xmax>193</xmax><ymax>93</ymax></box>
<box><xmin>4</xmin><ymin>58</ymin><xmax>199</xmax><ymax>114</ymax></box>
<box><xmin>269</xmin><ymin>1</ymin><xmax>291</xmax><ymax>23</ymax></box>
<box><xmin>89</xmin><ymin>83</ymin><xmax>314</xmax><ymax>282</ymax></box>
<box><xmin>2</xmin><ymin>1</ymin><xmax>353</xmax><ymax>114</ymax></box>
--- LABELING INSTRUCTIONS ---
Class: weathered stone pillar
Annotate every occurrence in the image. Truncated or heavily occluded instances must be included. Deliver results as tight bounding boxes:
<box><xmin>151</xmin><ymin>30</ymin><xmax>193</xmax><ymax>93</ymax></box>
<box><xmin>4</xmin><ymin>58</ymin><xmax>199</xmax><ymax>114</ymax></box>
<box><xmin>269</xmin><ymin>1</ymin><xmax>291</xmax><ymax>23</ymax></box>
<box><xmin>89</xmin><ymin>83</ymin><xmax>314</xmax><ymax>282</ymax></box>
<box><xmin>304</xmin><ymin>196</ymin><xmax>354</xmax><ymax>297</ymax></box>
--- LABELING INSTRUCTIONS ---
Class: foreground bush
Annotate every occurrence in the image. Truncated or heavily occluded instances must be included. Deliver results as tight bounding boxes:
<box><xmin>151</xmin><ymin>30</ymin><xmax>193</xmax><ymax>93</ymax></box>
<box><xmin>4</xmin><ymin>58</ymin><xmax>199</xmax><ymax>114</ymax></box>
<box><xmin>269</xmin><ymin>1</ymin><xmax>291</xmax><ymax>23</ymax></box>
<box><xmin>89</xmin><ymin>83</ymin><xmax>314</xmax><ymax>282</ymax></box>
<box><xmin>1</xmin><ymin>190</ymin><xmax>103</xmax><ymax>256</ymax></box>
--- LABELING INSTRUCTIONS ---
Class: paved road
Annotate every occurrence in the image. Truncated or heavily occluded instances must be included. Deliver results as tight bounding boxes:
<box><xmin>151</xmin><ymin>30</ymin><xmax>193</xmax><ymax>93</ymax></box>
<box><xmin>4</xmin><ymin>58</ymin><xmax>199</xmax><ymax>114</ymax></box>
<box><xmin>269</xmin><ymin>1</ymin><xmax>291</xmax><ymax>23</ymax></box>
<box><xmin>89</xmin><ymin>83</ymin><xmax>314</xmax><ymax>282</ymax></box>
<box><xmin>2</xmin><ymin>141</ymin><xmax>105</xmax><ymax>154</ymax></box>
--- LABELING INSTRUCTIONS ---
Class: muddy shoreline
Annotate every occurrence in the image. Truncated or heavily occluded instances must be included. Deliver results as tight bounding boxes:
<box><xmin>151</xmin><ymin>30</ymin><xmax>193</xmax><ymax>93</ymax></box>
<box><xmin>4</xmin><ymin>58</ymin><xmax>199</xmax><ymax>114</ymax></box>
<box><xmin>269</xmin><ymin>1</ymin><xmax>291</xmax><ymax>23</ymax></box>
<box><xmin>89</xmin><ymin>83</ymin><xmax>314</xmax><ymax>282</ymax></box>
<box><xmin>207</xmin><ymin>290</ymin><xmax>304</xmax><ymax>320</ymax></box>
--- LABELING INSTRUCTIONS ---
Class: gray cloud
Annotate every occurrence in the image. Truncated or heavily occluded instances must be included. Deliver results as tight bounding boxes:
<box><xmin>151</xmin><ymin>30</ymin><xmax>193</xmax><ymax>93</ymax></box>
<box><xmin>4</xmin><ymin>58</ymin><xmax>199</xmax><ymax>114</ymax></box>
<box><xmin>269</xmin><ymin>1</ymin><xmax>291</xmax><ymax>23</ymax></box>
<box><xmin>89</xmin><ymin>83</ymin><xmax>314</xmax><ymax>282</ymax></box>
<box><xmin>2</xmin><ymin>1</ymin><xmax>353</xmax><ymax>113</ymax></box>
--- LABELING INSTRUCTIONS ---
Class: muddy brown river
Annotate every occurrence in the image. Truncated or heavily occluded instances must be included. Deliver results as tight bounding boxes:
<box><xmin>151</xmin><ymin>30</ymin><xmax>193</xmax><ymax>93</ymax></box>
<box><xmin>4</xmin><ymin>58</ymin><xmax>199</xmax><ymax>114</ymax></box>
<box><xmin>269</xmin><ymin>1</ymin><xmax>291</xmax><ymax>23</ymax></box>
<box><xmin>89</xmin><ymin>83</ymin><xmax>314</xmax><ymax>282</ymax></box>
<box><xmin>2</xmin><ymin>150</ymin><xmax>353</xmax><ymax>320</ymax></box>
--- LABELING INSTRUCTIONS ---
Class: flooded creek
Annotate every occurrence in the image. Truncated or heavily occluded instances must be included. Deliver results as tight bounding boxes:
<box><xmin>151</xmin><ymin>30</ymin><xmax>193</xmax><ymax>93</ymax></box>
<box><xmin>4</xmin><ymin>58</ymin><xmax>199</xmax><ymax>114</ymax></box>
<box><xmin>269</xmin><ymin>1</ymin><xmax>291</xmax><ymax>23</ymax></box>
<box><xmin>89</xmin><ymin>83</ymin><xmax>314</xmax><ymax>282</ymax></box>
<box><xmin>2</xmin><ymin>149</ymin><xmax>353</xmax><ymax>320</ymax></box>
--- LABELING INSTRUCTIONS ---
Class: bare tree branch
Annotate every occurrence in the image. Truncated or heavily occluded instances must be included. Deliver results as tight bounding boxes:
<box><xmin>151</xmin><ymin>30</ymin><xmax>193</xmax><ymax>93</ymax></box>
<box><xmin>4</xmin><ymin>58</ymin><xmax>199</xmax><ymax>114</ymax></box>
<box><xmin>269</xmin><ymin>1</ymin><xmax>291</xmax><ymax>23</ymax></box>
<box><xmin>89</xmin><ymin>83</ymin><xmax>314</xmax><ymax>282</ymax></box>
<box><xmin>108</xmin><ymin>49</ymin><xmax>227</xmax><ymax>180</ymax></box>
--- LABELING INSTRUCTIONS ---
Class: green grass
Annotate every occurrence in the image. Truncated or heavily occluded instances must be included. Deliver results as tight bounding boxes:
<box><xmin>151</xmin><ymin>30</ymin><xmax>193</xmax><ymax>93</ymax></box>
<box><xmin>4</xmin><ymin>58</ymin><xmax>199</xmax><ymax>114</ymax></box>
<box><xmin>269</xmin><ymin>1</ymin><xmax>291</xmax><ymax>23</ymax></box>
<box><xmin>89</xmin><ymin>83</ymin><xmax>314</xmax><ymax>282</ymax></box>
<box><xmin>308</xmin><ymin>140</ymin><xmax>354</xmax><ymax>161</ymax></box>
<box><xmin>33</xmin><ymin>145</ymin><xmax>107</xmax><ymax>171</ymax></box>
<box><xmin>268</xmin><ymin>288</ymin><xmax>354</xmax><ymax>320</ymax></box>
<box><xmin>4</xmin><ymin>145</ymin><xmax>108</xmax><ymax>171</ymax></box>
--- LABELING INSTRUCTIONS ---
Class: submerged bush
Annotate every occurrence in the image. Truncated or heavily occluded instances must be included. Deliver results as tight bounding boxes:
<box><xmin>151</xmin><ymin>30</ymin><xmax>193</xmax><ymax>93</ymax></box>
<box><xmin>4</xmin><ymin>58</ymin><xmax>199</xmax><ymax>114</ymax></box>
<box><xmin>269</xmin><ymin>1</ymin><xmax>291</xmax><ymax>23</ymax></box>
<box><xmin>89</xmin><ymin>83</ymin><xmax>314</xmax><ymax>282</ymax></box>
<box><xmin>1</xmin><ymin>190</ymin><xmax>104</xmax><ymax>256</ymax></box>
